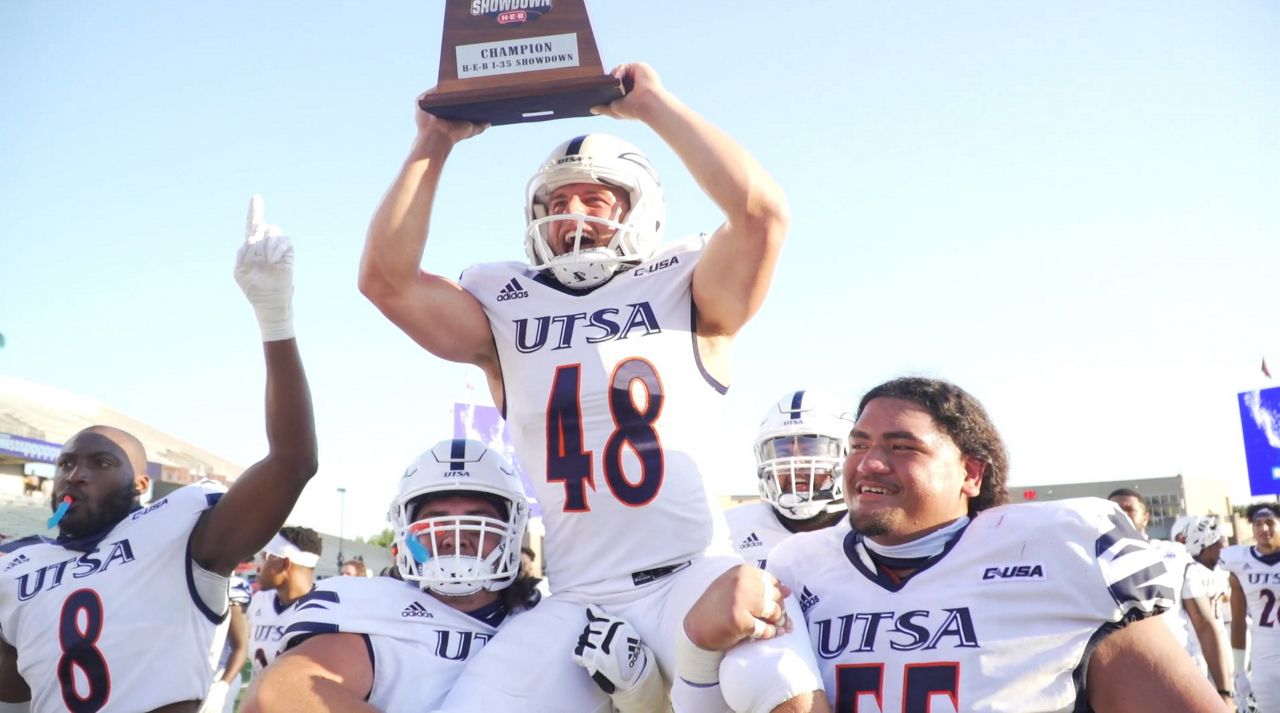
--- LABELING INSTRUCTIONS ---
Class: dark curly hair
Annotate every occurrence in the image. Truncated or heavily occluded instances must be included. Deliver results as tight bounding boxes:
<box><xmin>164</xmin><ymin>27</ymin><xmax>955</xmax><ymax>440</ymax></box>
<box><xmin>1247</xmin><ymin>501</ymin><xmax>1279</xmax><ymax>522</ymax></box>
<box><xmin>279</xmin><ymin>526</ymin><xmax>324</xmax><ymax>557</ymax></box>
<box><xmin>500</xmin><ymin>573</ymin><xmax>544</xmax><ymax>612</ymax></box>
<box><xmin>857</xmin><ymin>377</ymin><xmax>1009</xmax><ymax>516</ymax></box>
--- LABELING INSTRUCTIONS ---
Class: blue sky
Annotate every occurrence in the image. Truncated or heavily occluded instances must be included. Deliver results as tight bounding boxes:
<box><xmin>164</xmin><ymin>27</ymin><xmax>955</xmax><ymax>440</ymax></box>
<box><xmin>2</xmin><ymin>1</ymin><xmax>1277</xmax><ymax>539</ymax></box>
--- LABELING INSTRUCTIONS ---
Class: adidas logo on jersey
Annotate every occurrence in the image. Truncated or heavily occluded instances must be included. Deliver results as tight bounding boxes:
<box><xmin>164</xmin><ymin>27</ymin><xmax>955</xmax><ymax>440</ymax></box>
<box><xmin>402</xmin><ymin>601</ymin><xmax>435</xmax><ymax>618</ymax></box>
<box><xmin>497</xmin><ymin>278</ymin><xmax>529</xmax><ymax>302</ymax></box>
<box><xmin>2</xmin><ymin>553</ymin><xmax>29</xmax><ymax>572</ymax></box>
<box><xmin>740</xmin><ymin>532</ymin><xmax>763</xmax><ymax>549</ymax></box>
<box><xmin>980</xmin><ymin>563</ymin><xmax>1047</xmax><ymax>582</ymax></box>
<box><xmin>799</xmin><ymin>586</ymin><xmax>821</xmax><ymax>614</ymax></box>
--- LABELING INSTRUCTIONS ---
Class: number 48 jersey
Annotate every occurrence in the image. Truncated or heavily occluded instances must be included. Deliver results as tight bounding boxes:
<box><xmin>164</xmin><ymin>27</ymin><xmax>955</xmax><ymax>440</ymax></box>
<box><xmin>768</xmin><ymin>498</ymin><xmax>1174</xmax><ymax>713</ymax></box>
<box><xmin>460</xmin><ymin>235</ymin><xmax>731</xmax><ymax>593</ymax></box>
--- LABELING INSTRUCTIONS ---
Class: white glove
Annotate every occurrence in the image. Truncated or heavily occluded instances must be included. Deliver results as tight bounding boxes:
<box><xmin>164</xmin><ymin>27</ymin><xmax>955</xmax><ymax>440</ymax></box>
<box><xmin>235</xmin><ymin>194</ymin><xmax>295</xmax><ymax>341</ymax></box>
<box><xmin>197</xmin><ymin>680</ymin><xmax>230</xmax><ymax>713</ymax></box>
<box><xmin>1233</xmin><ymin>670</ymin><xmax>1252</xmax><ymax>713</ymax></box>
<box><xmin>571</xmin><ymin>605</ymin><xmax>666</xmax><ymax>713</ymax></box>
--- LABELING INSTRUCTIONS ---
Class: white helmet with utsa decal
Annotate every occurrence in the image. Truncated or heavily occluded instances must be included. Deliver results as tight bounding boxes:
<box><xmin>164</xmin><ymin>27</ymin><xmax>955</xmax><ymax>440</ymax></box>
<box><xmin>525</xmin><ymin>134</ymin><xmax>664</xmax><ymax>289</ymax></box>
<box><xmin>1183</xmin><ymin>515</ymin><xmax>1225</xmax><ymax>559</ymax></box>
<box><xmin>389</xmin><ymin>438</ymin><xmax>529</xmax><ymax>597</ymax></box>
<box><xmin>754</xmin><ymin>390</ymin><xmax>854</xmax><ymax>520</ymax></box>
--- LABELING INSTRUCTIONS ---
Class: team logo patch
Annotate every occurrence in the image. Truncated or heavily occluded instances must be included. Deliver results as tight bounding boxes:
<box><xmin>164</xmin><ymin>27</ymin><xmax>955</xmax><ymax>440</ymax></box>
<box><xmin>739</xmin><ymin>532</ymin><xmax>762</xmax><ymax>549</ymax></box>
<box><xmin>980</xmin><ymin>563</ymin><xmax>1048</xmax><ymax>582</ymax></box>
<box><xmin>402</xmin><ymin>601</ymin><xmax>435</xmax><ymax>618</ymax></box>
<box><xmin>632</xmin><ymin>255</ymin><xmax>680</xmax><ymax>278</ymax></box>
<box><xmin>2</xmin><ymin>553</ymin><xmax>29</xmax><ymax>572</ymax></box>
<box><xmin>497</xmin><ymin>277</ymin><xmax>529</xmax><ymax>302</ymax></box>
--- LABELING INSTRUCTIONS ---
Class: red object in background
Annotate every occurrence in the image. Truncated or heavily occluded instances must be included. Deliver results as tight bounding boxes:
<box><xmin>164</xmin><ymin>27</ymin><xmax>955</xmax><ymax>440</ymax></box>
<box><xmin>1022</xmin><ymin>489</ymin><xmax>1037</xmax><ymax>500</ymax></box>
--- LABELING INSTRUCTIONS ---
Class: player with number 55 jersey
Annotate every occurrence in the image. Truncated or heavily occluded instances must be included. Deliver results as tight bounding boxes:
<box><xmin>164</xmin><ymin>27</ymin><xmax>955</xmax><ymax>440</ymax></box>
<box><xmin>362</xmin><ymin>63</ymin><xmax>821</xmax><ymax>712</ymax></box>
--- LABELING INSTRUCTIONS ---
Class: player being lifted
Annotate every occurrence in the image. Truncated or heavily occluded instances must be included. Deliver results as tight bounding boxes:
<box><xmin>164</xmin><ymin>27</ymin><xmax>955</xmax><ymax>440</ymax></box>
<box><xmin>0</xmin><ymin>197</ymin><xmax>318</xmax><ymax>713</ymax></box>
<box><xmin>681</xmin><ymin>377</ymin><xmax>1228</xmax><ymax>713</ymax></box>
<box><xmin>360</xmin><ymin>63</ymin><xmax>821</xmax><ymax>712</ymax></box>
<box><xmin>242</xmin><ymin>439</ymin><xmax>542</xmax><ymax>712</ymax></box>
<box><xmin>727</xmin><ymin>391</ymin><xmax>854</xmax><ymax>570</ymax></box>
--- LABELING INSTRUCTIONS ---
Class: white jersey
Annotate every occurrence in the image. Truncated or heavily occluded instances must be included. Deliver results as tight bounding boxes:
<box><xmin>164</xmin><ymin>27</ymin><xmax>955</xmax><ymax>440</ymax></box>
<box><xmin>1221</xmin><ymin>544</ymin><xmax>1280</xmax><ymax>711</ymax></box>
<box><xmin>247</xmin><ymin>589</ymin><xmax>302</xmax><ymax>676</ymax></box>
<box><xmin>460</xmin><ymin>235</ymin><xmax>731</xmax><ymax>593</ymax></box>
<box><xmin>768</xmin><ymin>498</ymin><xmax>1173</xmax><ymax>713</ymax></box>
<box><xmin>1220</xmin><ymin>544</ymin><xmax>1280</xmax><ymax>660</ymax></box>
<box><xmin>1146</xmin><ymin>538</ymin><xmax>1193</xmax><ymax>650</ymax></box>
<box><xmin>276</xmin><ymin>577</ymin><xmax>510</xmax><ymax>712</ymax></box>
<box><xmin>208</xmin><ymin>575</ymin><xmax>252</xmax><ymax>673</ymax></box>
<box><xmin>0</xmin><ymin>483</ymin><xmax>227</xmax><ymax>713</ymax></box>
<box><xmin>1181</xmin><ymin>560</ymin><xmax>1225</xmax><ymax>665</ymax></box>
<box><xmin>725</xmin><ymin>501</ymin><xmax>794</xmax><ymax>569</ymax></box>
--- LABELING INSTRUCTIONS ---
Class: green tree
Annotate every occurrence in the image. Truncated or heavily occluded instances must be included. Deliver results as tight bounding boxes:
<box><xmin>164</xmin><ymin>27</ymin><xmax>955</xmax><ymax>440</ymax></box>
<box><xmin>368</xmin><ymin>528</ymin><xmax>395</xmax><ymax>549</ymax></box>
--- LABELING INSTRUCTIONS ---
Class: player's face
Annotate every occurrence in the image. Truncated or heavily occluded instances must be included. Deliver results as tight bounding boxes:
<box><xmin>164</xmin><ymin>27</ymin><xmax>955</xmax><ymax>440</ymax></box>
<box><xmin>1253</xmin><ymin>514</ymin><xmax>1279</xmax><ymax>552</ymax></box>
<box><xmin>545</xmin><ymin>182</ymin><xmax>630</xmax><ymax>256</ymax></box>
<box><xmin>845</xmin><ymin>397</ymin><xmax>983</xmax><ymax>546</ymax></box>
<box><xmin>410</xmin><ymin>495</ymin><xmax>504</xmax><ymax>559</ymax></box>
<box><xmin>51</xmin><ymin>431</ymin><xmax>139</xmax><ymax>538</ymax></box>
<box><xmin>256</xmin><ymin>553</ymin><xmax>287</xmax><ymax>591</ymax></box>
<box><xmin>1108</xmin><ymin>495</ymin><xmax>1149</xmax><ymax>534</ymax></box>
<box><xmin>1198</xmin><ymin>538</ymin><xmax>1227</xmax><ymax>568</ymax></box>
<box><xmin>777</xmin><ymin>467</ymin><xmax>832</xmax><ymax>497</ymax></box>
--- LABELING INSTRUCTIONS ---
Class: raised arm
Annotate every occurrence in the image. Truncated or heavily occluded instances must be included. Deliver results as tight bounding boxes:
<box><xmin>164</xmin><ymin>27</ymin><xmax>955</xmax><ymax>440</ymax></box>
<box><xmin>191</xmin><ymin>197</ymin><xmax>319</xmax><ymax>575</ymax></box>
<box><xmin>594</xmin><ymin>63</ymin><xmax>789</xmax><ymax>340</ymax></box>
<box><xmin>358</xmin><ymin>96</ymin><xmax>499</xmax><ymax>373</ymax></box>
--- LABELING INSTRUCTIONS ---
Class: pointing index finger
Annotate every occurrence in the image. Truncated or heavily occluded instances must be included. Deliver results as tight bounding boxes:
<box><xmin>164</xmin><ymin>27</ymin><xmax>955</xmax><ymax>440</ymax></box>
<box><xmin>245</xmin><ymin>194</ymin><xmax>265</xmax><ymax>242</ymax></box>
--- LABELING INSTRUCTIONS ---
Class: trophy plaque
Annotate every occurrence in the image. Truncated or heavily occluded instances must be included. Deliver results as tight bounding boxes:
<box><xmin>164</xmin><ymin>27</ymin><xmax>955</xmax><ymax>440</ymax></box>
<box><xmin>420</xmin><ymin>0</ymin><xmax>624</xmax><ymax>125</ymax></box>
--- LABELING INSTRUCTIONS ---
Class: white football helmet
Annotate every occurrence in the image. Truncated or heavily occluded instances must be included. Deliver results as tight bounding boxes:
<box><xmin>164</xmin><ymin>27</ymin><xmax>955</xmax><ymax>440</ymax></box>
<box><xmin>755</xmin><ymin>390</ymin><xmax>854</xmax><ymax>520</ymax></box>
<box><xmin>390</xmin><ymin>439</ymin><xmax>529</xmax><ymax>597</ymax></box>
<box><xmin>525</xmin><ymin>134</ymin><xmax>664</xmax><ymax>289</ymax></box>
<box><xmin>1169</xmin><ymin>514</ymin><xmax>1193</xmax><ymax>542</ymax></box>
<box><xmin>1183</xmin><ymin>515</ymin><xmax>1225</xmax><ymax>559</ymax></box>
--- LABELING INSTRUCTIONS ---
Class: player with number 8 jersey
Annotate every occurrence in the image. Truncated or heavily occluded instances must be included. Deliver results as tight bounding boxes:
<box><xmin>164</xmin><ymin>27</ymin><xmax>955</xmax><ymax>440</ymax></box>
<box><xmin>0</xmin><ymin>483</ymin><xmax>227</xmax><ymax>713</ymax></box>
<box><xmin>0</xmin><ymin>195</ymin><xmax>318</xmax><ymax>713</ymax></box>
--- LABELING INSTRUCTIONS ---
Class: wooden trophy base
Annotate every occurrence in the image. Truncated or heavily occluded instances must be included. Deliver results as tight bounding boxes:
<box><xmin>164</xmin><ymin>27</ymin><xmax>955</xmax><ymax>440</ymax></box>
<box><xmin>421</xmin><ymin>74</ymin><xmax>623</xmax><ymax>125</ymax></box>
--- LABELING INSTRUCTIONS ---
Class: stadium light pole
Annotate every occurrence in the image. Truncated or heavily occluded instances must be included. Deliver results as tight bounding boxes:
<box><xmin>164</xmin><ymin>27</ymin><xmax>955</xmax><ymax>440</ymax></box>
<box><xmin>336</xmin><ymin>486</ymin><xmax>347</xmax><ymax>569</ymax></box>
